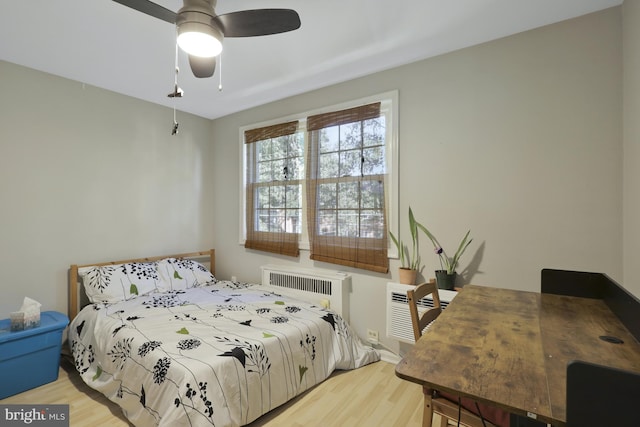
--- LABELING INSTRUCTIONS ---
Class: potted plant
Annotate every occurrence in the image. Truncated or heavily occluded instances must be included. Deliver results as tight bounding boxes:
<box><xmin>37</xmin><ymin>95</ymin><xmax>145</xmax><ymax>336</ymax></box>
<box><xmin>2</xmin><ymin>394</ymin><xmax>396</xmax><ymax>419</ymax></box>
<box><xmin>389</xmin><ymin>207</ymin><xmax>423</xmax><ymax>285</ymax></box>
<box><xmin>416</xmin><ymin>224</ymin><xmax>472</xmax><ymax>290</ymax></box>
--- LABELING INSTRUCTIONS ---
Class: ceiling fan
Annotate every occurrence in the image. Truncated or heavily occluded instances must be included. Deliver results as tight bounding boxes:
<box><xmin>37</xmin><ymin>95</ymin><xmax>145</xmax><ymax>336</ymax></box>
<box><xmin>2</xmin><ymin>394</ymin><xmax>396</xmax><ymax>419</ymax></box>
<box><xmin>113</xmin><ymin>0</ymin><xmax>301</xmax><ymax>78</ymax></box>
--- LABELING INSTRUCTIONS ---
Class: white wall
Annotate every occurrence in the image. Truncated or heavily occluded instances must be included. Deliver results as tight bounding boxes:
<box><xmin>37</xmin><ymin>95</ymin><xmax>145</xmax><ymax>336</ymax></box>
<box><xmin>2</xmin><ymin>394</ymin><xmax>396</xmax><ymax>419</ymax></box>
<box><xmin>623</xmin><ymin>0</ymin><xmax>640</xmax><ymax>297</ymax></box>
<box><xmin>210</xmin><ymin>8</ymin><xmax>624</xmax><ymax>353</ymax></box>
<box><xmin>0</xmin><ymin>61</ymin><xmax>215</xmax><ymax>317</ymax></box>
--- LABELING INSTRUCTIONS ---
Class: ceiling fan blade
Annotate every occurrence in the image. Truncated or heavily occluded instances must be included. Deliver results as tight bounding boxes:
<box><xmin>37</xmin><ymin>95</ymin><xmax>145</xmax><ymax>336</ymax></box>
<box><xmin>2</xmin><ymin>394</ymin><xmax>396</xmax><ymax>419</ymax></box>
<box><xmin>215</xmin><ymin>9</ymin><xmax>301</xmax><ymax>38</ymax></box>
<box><xmin>189</xmin><ymin>55</ymin><xmax>216</xmax><ymax>78</ymax></box>
<box><xmin>112</xmin><ymin>0</ymin><xmax>177</xmax><ymax>24</ymax></box>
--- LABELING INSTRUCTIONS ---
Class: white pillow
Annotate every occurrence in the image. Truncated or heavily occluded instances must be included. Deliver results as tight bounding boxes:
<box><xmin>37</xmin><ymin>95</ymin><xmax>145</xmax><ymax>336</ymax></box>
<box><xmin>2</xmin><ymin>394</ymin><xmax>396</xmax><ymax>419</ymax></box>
<box><xmin>156</xmin><ymin>258</ymin><xmax>217</xmax><ymax>291</ymax></box>
<box><xmin>79</xmin><ymin>262</ymin><xmax>160</xmax><ymax>303</ymax></box>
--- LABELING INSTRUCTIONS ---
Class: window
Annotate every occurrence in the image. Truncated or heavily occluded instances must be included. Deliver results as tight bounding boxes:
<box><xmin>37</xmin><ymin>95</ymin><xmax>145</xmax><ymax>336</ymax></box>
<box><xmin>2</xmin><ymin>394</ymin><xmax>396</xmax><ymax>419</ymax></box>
<box><xmin>244</xmin><ymin>121</ymin><xmax>302</xmax><ymax>257</ymax></box>
<box><xmin>306</xmin><ymin>102</ymin><xmax>389</xmax><ymax>272</ymax></box>
<box><xmin>241</xmin><ymin>92</ymin><xmax>398</xmax><ymax>272</ymax></box>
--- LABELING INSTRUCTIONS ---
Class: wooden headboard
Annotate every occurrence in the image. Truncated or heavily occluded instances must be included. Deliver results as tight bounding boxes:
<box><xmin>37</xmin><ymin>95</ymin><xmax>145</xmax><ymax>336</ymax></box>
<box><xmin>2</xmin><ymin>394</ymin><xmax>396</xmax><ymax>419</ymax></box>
<box><xmin>68</xmin><ymin>249</ymin><xmax>215</xmax><ymax>321</ymax></box>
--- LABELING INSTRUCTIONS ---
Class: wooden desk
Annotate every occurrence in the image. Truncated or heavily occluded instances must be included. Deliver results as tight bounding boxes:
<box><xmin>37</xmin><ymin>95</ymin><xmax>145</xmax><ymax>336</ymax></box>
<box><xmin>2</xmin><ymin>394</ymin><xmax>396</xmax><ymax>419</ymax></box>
<box><xmin>395</xmin><ymin>285</ymin><xmax>640</xmax><ymax>426</ymax></box>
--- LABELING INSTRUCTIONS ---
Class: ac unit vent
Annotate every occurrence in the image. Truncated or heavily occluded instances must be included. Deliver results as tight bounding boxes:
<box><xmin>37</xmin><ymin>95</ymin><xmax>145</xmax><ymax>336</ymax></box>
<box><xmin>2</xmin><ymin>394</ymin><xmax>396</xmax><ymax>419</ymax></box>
<box><xmin>386</xmin><ymin>282</ymin><xmax>457</xmax><ymax>343</ymax></box>
<box><xmin>390</xmin><ymin>291</ymin><xmax>452</xmax><ymax>309</ymax></box>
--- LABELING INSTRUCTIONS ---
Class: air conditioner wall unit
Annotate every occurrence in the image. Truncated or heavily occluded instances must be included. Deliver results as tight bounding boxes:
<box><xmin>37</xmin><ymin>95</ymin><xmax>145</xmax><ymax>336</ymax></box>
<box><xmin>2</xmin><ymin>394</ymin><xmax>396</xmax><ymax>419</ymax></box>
<box><xmin>386</xmin><ymin>282</ymin><xmax>458</xmax><ymax>343</ymax></box>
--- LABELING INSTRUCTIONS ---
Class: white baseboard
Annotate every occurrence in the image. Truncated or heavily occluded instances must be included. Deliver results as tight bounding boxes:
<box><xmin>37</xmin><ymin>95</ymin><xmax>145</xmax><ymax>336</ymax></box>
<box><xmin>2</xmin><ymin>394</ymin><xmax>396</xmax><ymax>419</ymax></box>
<box><xmin>377</xmin><ymin>348</ymin><xmax>401</xmax><ymax>364</ymax></box>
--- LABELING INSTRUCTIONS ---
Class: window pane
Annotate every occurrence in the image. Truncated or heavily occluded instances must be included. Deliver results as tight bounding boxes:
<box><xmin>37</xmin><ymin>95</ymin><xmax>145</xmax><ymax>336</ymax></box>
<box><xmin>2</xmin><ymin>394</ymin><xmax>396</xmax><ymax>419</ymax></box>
<box><xmin>363</xmin><ymin>146</ymin><xmax>385</xmax><ymax>175</ymax></box>
<box><xmin>257</xmin><ymin>209</ymin><xmax>270</xmax><ymax>232</ymax></box>
<box><xmin>273</xmin><ymin>161</ymin><xmax>282</xmax><ymax>182</ymax></box>
<box><xmin>338</xmin><ymin>210</ymin><xmax>359</xmax><ymax>237</ymax></box>
<box><xmin>338</xmin><ymin>182</ymin><xmax>359</xmax><ymax>209</ymax></box>
<box><xmin>361</xmin><ymin>210</ymin><xmax>384</xmax><ymax>238</ymax></box>
<box><xmin>271</xmin><ymin>185</ymin><xmax>285</xmax><ymax>208</ymax></box>
<box><xmin>270</xmin><ymin>209</ymin><xmax>286</xmax><ymax>232</ymax></box>
<box><xmin>286</xmin><ymin>210</ymin><xmax>301</xmax><ymax>234</ymax></box>
<box><xmin>257</xmin><ymin>160</ymin><xmax>273</xmax><ymax>183</ymax></box>
<box><xmin>271</xmin><ymin>137</ymin><xmax>288</xmax><ymax>160</ymax></box>
<box><xmin>318</xmin><ymin>183</ymin><xmax>337</xmax><ymax>209</ymax></box>
<box><xmin>288</xmin><ymin>133</ymin><xmax>304</xmax><ymax>157</ymax></box>
<box><xmin>340</xmin><ymin>150</ymin><xmax>362</xmax><ymax>177</ymax></box>
<box><xmin>290</xmin><ymin>156</ymin><xmax>304</xmax><ymax>180</ymax></box>
<box><xmin>340</xmin><ymin>122</ymin><xmax>362</xmax><ymax>150</ymax></box>
<box><xmin>319</xmin><ymin>152</ymin><xmax>339</xmax><ymax>178</ymax></box>
<box><xmin>286</xmin><ymin>185</ymin><xmax>301</xmax><ymax>208</ymax></box>
<box><xmin>319</xmin><ymin>126</ymin><xmax>339</xmax><ymax>153</ymax></box>
<box><xmin>257</xmin><ymin>186</ymin><xmax>270</xmax><ymax>209</ymax></box>
<box><xmin>318</xmin><ymin>210</ymin><xmax>337</xmax><ymax>236</ymax></box>
<box><xmin>361</xmin><ymin>180</ymin><xmax>384</xmax><ymax>209</ymax></box>
<box><xmin>363</xmin><ymin>117</ymin><xmax>385</xmax><ymax>147</ymax></box>
<box><xmin>256</xmin><ymin>139</ymin><xmax>271</xmax><ymax>161</ymax></box>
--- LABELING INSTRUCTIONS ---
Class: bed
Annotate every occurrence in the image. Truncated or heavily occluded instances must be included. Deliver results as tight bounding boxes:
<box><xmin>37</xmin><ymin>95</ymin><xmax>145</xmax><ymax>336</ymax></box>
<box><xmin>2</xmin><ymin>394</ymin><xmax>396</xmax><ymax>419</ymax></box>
<box><xmin>67</xmin><ymin>250</ymin><xmax>379</xmax><ymax>426</ymax></box>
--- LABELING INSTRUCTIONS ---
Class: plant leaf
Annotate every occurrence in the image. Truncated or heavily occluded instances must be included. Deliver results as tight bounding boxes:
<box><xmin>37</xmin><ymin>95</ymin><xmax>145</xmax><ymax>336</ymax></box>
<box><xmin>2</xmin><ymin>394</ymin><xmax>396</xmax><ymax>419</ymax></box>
<box><xmin>389</xmin><ymin>231</ymin><xmax>400</xmax><ymax>251</ymax></box>
<box><xmin>450</xmin><ymin>230</ymin><xmax>472</xmax><ymax>273</ymax></box>
<box><xmin>415</xmin><ymin>222</ymin><xmax>441</xmax><ymax>249</ymax></box>
<box><xmin>409</xmin><ymin>207</ymin><xmax>419</xmax><ymax>269</ymax></box>
<box><xmin>389</xmin><ymin>231</ymin><xmax>407</xmax><ymax>268</ymax></box>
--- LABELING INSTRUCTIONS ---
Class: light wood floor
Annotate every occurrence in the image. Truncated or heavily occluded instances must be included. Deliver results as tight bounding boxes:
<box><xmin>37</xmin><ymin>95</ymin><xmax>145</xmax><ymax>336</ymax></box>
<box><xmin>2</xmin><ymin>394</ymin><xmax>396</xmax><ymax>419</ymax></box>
<box><xmin>1</xmin><ymin>358</ymin><xmax>439</xmax><ymax>426</ymax></box>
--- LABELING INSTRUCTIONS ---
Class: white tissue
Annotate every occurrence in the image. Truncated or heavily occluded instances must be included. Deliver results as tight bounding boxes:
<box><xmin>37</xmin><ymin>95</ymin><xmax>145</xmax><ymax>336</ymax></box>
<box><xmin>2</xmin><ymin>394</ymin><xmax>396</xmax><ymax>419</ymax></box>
<box><xmin>18</xmin><ymin>297</ymin><xmax>41</xmax><ymax>330</ymax></box>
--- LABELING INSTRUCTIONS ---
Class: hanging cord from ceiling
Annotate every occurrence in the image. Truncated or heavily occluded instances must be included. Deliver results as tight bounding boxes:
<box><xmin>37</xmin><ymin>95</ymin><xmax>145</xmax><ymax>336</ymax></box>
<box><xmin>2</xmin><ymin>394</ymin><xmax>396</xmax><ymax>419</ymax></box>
<box><xmin>218</xmin><ymin>51</ymin><xmax>223</xmax><ymax>92</ymax></box>
<box><xmin>168</xmin><ymin>38</ymin><xmax>183</xmax><ymax>135</ymax></box>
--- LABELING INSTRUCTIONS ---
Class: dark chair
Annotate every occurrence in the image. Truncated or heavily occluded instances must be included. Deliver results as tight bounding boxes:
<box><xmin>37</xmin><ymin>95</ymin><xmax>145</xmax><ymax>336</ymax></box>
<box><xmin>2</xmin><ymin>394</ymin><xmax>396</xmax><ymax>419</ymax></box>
<box><xmin>567</xmin><ymin>360</ymin><xmax>640</xmax><ymax>427</ymax></box>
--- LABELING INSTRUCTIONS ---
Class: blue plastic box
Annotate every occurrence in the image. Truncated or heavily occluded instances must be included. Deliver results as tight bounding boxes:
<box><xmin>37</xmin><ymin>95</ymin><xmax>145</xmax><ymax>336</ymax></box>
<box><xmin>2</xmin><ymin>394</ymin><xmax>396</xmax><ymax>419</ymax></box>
<box><xmin>0</xmin><ymin>311</ymin><xmax>69</xmax><ymax>399</ymax></box>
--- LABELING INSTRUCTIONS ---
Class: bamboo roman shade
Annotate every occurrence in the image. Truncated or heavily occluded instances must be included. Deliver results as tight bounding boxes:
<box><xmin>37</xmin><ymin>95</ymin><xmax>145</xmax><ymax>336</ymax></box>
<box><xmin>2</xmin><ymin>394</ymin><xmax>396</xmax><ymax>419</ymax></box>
<box><xmin>244</xmin><ymin>120</ymin><xmax>300</xmax><ymax>257</ymax></box>
<box><xmin>244</xmin><ymin>121</ymin><xmax>299</xmax><ymax>144</ymax></box>
<box><xmin>307</xmin><ymin>102</ymin><xmax>382</xmax><ymax>132</ymax></box>
<box><xmin>306</xmin><ymin>102</ymin><xmax>389</xmax><ymax>273</ymax></box>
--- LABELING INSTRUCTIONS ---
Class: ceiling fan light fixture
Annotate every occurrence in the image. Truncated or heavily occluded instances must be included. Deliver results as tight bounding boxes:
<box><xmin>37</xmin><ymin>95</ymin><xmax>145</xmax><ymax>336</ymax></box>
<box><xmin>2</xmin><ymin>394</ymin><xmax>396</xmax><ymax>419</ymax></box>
<box><xmin>112</xmin><ymin>0</ymin><xmax>301</xmax><ymax>78</ymax></box>
<box><xmin>177</xmin><ymin>21</ymin><xmax>223</xmax><ymax>58</ymax></box>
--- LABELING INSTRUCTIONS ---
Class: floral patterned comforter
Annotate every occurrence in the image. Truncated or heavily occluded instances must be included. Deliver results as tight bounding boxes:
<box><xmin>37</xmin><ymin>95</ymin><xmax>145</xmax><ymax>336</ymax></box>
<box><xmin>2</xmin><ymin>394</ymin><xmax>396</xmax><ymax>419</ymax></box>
<box><xmin>69</xmin><ymin>280</ymin><xmax>379</xmax><ymax>426</ymax></box>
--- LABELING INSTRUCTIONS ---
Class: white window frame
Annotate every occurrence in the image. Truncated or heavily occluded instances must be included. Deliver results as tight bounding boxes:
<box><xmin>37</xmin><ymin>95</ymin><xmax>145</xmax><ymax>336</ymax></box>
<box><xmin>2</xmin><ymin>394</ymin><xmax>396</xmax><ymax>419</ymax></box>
<box><xmin>239</xmin><ymin>90</ymin><xmax>399</xmax><ymax>258</ymax></box>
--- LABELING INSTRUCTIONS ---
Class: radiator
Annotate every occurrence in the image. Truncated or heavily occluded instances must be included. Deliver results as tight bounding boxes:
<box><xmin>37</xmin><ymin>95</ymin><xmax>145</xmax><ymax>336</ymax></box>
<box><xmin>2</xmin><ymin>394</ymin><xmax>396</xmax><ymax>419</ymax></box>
<box><xmin>261</xmin><ymin>265</ymin><xmax>351</xmax><ymax>323</ymax></box>
<box><xmin>386</xmin><ymin>282</ymin><xmax>458</xmax><ymax>343</ymax></box>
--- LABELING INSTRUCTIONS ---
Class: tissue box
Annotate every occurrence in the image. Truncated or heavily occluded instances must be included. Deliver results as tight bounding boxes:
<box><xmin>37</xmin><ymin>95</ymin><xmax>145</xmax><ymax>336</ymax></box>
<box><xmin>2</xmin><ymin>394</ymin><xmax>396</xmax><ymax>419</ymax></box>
<box><xmin>0</xmin><ymin>311</ymin><xmax>69</xmax><ymax>399</ymax></box>
<box><xmin>9</xmin><ymin>311</ymin><xmax>25</xmax><ymax>332</ymax></box>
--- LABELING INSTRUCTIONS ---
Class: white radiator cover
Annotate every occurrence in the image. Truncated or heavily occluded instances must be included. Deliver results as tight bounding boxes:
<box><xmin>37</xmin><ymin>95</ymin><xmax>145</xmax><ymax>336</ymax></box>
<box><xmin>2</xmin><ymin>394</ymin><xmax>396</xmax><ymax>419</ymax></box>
<box><xmin>261</xmin><ymin>264</ymin><xmax>351</xmax><ymax>323</ymax></box>
<box><xmin>386</xmin><ymin>282</ymin><xmax>458</xmax><ymax>343</ymax></box>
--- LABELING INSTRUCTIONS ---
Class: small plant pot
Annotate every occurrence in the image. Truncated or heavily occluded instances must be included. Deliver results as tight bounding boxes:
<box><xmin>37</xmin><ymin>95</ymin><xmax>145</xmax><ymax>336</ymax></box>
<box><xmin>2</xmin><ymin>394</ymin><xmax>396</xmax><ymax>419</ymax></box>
<box><xmin>435</xmin><ymin>270</ymin><xmax>456</xmax><ymax>290</ymax></box>
<box><xmin>399</xmin><ymin>268</ymin><xmax>418</xmax><ymax>285</ymax></box>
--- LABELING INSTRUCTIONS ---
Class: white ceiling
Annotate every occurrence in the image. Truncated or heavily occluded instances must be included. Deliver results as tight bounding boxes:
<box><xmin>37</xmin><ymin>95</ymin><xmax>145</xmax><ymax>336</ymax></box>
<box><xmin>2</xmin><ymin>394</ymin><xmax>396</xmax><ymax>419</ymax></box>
<box><xmin>0</xmin><ymin>0</ymin><xmax>622</xmax><ymax>120</ymax></box>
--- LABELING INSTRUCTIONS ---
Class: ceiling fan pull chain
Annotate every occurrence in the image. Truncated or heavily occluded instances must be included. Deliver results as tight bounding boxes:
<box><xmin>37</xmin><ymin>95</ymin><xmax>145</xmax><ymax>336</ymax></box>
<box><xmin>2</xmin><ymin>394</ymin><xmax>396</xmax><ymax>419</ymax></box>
<box><xmin>174</xmin><ymin>37</ymin><xmax>179</xmax><ymax>86</ymax></box>
<box><xmin>172</xmin><ymin>38</ymin><xmax>180</xmax><ymax>135</ymax></box>
<box><xmin>218</xmin><ymin>52</ymin><xmax>223</xmax><ymax>91</ymax></box>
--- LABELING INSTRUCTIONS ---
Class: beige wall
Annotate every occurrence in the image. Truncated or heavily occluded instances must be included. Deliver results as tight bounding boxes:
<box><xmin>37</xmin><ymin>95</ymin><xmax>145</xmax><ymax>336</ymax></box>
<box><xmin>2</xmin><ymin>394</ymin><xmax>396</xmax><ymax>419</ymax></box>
<box><xmin>623</xmin><ymin>0</ymin><xmax>640</xmax><ymax>297</ymax></box>
<box><xmin>211</xmin><ymin>8</ymin><xmax>624</xmax><ymax>351</ymax></box>
<box><xmin>0</xmin><ymin>61</ymin><xmax>215</xmax><ymax>317</ymax></box>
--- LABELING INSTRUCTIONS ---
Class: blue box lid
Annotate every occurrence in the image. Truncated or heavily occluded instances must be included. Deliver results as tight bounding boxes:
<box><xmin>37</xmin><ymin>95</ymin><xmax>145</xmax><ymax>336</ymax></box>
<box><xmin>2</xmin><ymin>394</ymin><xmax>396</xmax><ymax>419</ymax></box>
<box><xmin>0</xmin><ymin>311</ymin><xmax>69</xmax><ymax>343</ymax></box>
